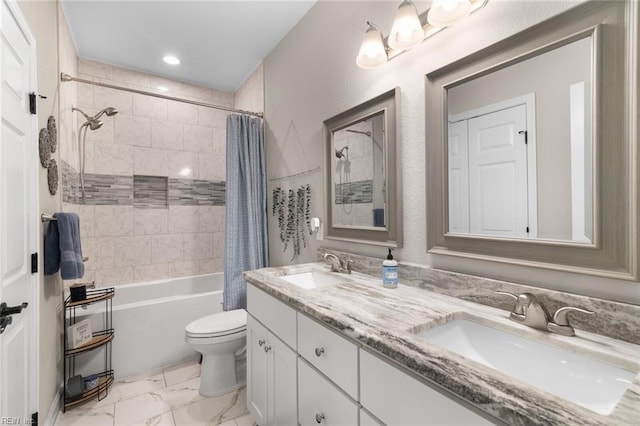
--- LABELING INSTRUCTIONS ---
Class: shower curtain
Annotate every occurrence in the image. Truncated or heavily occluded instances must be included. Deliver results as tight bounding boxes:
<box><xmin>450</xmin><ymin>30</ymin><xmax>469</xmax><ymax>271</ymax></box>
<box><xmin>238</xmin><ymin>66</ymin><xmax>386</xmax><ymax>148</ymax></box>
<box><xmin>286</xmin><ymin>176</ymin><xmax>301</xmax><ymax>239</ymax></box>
<box><xmin>223</xmin><ymin>114</ymin><xmax>269</xmax><ymax>310</ymax></box>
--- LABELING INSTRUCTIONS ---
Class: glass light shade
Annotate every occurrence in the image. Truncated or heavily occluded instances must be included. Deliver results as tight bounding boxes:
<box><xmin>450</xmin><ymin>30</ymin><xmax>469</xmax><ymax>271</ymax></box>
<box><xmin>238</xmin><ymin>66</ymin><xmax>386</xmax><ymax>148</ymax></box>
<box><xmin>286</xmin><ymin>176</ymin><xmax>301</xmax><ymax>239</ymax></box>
<box><xmin>428</xmin><ymin>0</ymin><xmax>471</xmax><ymax>27</ymax></box>
<box><xmin>388</xmin><ymin>0</ymin><xmax>425</xmax><ymax>50</ymax></box>
<box><xmin>356</xmin><ymin>24</ymin><xmax>388</xmax><ymax>69</ymax></box>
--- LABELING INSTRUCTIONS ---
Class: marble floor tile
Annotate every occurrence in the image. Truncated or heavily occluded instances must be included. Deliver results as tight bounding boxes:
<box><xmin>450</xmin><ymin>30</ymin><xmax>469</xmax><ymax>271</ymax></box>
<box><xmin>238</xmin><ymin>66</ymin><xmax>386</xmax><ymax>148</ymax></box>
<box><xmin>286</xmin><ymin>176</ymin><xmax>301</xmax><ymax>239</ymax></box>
<box><xmin>129</xmin><ymin>411</ymin><xmax>176</xmax><ymax>426</ymax></box>
<box><xmin>152</xmin><ymin>377</ymin><xmax>204</xmax><ymax>410</ymax></box>
<box><xmin>106</xmin><ymin>370</ymin><xmax>167</xmax><ymax>405</ymax></box>
<box><xmin>172</xmin><ymin>388</ymin><xmax>248</xmax><ymax>426</ymax></box>
<box><xmin>114</xmin><ymin>392</ymin><xmax>172</xmax><ymax>426</ymax></box>
<box><xmin>232</xmin><ymin>413</ymin><xmax>255</xmax><ymax>426</ymax></box>
<box><xmin>163</xmin><ymin>358</ymin><xmax>201</xmax><ymax>387</ymax></box>
<box><xmin>218</xmin><ymin>421</ymin><xmax>236</xmax><ymax>426</ymax></box>
<box><xmin>55</xmin><ymin>403</ymin><xmax>115</xmax><ymax>426</ymax></box>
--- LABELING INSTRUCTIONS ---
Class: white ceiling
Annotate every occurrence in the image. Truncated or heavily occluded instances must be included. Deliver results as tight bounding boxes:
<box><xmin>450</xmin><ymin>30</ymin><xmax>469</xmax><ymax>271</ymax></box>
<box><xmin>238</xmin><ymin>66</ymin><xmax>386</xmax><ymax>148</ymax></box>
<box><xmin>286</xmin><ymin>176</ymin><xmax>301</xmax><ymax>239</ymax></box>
<box><xmin>61</xmin><ymin>0</ymin><xmax>317</xmax><ymax>92</ymax></box>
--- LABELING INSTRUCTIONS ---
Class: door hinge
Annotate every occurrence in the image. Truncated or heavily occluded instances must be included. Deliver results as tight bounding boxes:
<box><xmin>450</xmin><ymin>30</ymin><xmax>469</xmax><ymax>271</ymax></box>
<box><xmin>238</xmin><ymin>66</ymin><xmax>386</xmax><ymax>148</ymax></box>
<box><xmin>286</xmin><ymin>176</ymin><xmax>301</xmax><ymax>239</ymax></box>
<box><xmin>31</xmin><ymin>253</ymin><xmax>38</xmax><ymax>274</ymax></box>
<box><xmin>518</xmin><ymin>130</ymin><xmax>528</xmax><ymax>144</ymax></box>
<box><xmin>526</xmin><ymin>226</ymin><xmax>530</xmax><ymax>233</ymax></box>
<box><xmin>31</xmin><ymin>412</ymin><xmax>38</xmax><ymax>426</ymax></box>
<box><xmin>29</xmin><ymin>93</ymin><xmax>37</xmax><ymax>114</ymax></box>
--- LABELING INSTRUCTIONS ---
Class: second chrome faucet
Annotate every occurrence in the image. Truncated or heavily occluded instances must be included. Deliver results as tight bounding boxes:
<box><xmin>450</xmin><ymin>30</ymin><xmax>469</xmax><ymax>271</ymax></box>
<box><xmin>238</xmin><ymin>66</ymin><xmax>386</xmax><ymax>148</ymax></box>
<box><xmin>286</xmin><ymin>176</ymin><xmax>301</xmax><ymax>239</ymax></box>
<box><xmin>323</xmin><ymin>253</ymin><xmax>353</xmax><ymax>274</ymax></box>
<box><xmin>496</xmin><ymin>291</ymin><xmax>594</xmax><ymax>336</ymax></box>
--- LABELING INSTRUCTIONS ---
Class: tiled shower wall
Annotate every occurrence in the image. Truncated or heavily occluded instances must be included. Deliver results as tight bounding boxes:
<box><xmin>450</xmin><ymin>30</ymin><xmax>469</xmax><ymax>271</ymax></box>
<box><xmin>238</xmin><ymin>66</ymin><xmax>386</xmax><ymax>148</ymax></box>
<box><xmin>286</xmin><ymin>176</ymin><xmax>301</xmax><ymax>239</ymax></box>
<box><xmin>62</xmin><ymin>58</ymin><xmax>234</xmax><ymax>287</ymax></box>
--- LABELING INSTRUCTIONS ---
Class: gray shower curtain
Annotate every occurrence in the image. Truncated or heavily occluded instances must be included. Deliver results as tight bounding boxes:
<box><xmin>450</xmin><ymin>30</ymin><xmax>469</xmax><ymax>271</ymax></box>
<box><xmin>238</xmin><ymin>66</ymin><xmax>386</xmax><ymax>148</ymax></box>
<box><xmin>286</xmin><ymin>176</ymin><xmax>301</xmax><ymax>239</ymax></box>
<box><xmin>223</xmin><ymin>114</ymin><xmax>268</xmax><ymax>310</ymax></box>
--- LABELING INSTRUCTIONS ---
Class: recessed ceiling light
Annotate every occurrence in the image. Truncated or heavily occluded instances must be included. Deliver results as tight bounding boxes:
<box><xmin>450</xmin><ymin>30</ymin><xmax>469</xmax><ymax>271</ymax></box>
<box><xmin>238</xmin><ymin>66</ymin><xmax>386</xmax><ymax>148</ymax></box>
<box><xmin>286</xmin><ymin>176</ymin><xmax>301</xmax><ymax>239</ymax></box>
<box><xmin>163</xmin><ymin>55</ymin><xmax>180</xmax><ymax>65</ymax></box>
<box><xmin>157</xmin><ymin>86</ymin><xmax>169</xmax><ymax>92</ymax></box>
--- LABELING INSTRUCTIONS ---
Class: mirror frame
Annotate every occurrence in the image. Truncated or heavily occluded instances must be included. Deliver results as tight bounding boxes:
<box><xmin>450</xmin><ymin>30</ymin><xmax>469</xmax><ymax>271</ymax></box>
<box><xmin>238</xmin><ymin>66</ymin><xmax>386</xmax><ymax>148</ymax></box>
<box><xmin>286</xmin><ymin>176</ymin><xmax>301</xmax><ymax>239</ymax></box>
<box><xmin>324</xmin><ymin>87</ymin><xmax>402</xmax><ymax>247</ymax></box>
<box><xmin>426</xmin><ymin>0</ymin><xmax>638</xmax><ymax>280</ymax></box>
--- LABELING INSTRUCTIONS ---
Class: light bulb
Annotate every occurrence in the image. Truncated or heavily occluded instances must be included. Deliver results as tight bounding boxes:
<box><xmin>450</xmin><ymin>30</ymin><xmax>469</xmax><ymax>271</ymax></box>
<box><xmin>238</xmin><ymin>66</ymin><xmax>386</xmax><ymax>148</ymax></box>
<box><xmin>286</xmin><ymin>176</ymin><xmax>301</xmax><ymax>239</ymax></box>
<box><xmin>356</xmin><ymin>23</ymin><xmax>387</xmax><ymax>69</ymax></box>
<box><xmin>428</xmin><ymin>0</ymin><xmax>471</xmax><ymax>27</ymax></box>
<box><xmin>388</xmin><ymin>0</ymin><xmax>424</xmax><ymax>50</ymax></box>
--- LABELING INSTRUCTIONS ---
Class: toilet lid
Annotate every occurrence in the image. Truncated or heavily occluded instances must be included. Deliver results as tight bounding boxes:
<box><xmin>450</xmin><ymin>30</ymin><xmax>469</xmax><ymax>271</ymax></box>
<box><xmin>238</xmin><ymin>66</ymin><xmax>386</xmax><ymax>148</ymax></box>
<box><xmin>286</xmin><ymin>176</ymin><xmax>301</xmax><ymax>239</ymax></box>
<box><xmin>186</xmin><ymin>309</ymin><xmax>247</xmax><ymax>337</ymax></box>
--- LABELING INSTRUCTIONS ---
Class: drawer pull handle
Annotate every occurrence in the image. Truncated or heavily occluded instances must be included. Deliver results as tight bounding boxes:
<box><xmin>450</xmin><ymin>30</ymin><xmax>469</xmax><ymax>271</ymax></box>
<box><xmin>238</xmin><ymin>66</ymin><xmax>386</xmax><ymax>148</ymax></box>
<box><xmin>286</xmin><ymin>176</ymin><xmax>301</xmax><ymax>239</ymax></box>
<box><xmin>315</xmin><ymin>413</ymin><xmax>325</xmax><ymax>423</ymax></box>
<box><xmin>315</xmin><ymin>347</ymin><xmax>325</xmax><ymax>357</ymax></box>
<box><xmin>264</xmin><ymin>345</ymin><xmax>272</xmax><ymax>353</ymax></box>
<box><xmin>258</xmin><ymin>339</ymin><xmax>265</xmax><ymax>347</ymax></box>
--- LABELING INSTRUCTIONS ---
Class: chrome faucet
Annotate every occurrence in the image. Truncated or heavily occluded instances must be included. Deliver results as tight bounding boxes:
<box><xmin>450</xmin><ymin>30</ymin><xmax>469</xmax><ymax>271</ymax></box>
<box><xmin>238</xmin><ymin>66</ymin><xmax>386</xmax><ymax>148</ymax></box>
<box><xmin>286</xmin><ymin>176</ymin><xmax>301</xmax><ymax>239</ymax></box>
<box><xmin>497</xmin><ymin>291</ymin><xmax>594</xmax><ymax>336</ymax></box>
<box><xmin>323</xmin><ymin>253</ymin><xmax>353</xmax><ymax>274</ymax></box>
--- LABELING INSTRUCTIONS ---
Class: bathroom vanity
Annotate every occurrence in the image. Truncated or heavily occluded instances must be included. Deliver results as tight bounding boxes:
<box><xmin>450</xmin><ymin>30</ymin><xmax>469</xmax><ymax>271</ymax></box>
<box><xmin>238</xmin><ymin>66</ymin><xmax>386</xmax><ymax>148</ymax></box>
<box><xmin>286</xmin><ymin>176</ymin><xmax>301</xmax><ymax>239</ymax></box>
<box><xmin>244</xmin><ymin>262</ymin><xmax>640</xmax><ymax>425</ymax></box>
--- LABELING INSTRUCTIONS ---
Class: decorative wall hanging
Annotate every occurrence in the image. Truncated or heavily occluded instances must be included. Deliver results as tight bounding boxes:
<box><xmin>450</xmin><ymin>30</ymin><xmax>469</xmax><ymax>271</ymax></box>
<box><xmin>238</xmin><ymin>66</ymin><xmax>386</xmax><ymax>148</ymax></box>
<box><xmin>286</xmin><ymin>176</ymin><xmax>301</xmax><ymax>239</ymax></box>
<box><xmin>39</xmin><ymin>127</ymin><xmax>51</xmax><ymax>167</ymax></box>
<box><xmin>47</xmin><ymin>116</ymin><xmax>57</xmax><ymax>153</ymax></box>
<box><xmin>272</xmin><ymin>184</ymin><xmax>312</xmax><ymax>260</ymax></box>
<box><xmin>47</xmin><ymin>159</ymin><xmax>58</xmax><ymax>195</ymax></box>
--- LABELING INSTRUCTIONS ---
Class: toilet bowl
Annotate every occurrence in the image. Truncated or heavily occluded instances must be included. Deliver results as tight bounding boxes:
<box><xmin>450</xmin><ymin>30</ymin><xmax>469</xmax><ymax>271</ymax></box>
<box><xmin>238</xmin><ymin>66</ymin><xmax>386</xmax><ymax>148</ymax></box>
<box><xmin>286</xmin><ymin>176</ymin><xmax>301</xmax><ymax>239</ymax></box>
<box><xmin>185</xmin><ymin>309</ymin><xmax>247</xmax><ymax>397</ymax></box>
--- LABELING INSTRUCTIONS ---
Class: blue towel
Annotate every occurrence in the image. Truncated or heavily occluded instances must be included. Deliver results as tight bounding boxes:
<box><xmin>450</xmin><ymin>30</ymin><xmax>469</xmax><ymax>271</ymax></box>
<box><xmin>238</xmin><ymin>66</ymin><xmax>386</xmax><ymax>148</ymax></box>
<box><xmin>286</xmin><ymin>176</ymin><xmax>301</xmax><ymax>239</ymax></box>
<box><xmin>44</xmin><ymin>213</ymin><xmax>85</xmax><ymax>279</ymax></box>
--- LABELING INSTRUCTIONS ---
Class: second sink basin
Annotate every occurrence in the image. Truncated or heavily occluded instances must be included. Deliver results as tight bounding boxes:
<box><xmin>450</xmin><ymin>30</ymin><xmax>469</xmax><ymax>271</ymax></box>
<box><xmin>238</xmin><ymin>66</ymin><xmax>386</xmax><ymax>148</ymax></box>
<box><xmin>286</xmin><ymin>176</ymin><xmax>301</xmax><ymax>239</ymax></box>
<box><xmin>279</xmin><ymin>270</ymin><xmax>346</xmax><ymax>290</ymax></box>
<box><xmin>413</xmin><ymin>318</ymin><xmax>636</xmax><ymax>415</ymax></box>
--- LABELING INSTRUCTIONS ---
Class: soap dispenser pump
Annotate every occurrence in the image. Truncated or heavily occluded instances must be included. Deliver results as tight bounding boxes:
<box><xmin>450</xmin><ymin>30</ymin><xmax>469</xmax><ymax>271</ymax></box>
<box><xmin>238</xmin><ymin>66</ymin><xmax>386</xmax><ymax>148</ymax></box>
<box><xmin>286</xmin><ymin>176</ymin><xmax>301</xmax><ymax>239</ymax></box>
<box><xmin>382</xmin><ymin>249</ymin><xmax>398</xmax><ymax>288</ymax></box>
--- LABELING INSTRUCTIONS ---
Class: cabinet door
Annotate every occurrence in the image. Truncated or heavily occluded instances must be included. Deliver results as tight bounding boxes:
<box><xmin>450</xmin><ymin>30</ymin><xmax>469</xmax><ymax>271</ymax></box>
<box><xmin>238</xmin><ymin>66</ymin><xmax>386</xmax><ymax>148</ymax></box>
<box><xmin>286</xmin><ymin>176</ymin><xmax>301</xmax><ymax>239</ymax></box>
<box><xmin>247</xmin><ymin>315</ymin><xmax>269</xmax><ymax>425</ymax></box>
<box><xmin>360</xmin><ymin>350</ymin><xmax>493</xmax><ymax>425</ymax></box>
<box><xmin>298</xmin><ymin>359</ymin><xmax>358</xmax><ymax>426</ymax></box>
<box><xmin>268</xmin><ymin>332</ymin><xmax>297</xmax><ymax>425</ymax></box>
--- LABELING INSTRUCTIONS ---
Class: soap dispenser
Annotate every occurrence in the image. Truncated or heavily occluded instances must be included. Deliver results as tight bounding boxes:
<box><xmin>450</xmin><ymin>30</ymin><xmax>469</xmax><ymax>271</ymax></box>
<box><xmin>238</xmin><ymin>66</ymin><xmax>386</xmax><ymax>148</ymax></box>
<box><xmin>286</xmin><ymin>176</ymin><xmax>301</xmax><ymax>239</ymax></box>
<box><xmin>382</xmin><ymin>249</ymin><xmax>398</xmax><ymax>288</ymax></box>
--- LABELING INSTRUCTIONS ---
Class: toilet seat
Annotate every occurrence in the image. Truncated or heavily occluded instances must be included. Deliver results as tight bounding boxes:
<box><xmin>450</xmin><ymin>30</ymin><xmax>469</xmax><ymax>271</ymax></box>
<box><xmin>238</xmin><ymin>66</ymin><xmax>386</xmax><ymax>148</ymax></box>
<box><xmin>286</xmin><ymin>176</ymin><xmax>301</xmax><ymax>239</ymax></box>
<box><xmin>185</xmin><ymin>309</ymin><xmax>247</xmax><ymax>339</ymax></box>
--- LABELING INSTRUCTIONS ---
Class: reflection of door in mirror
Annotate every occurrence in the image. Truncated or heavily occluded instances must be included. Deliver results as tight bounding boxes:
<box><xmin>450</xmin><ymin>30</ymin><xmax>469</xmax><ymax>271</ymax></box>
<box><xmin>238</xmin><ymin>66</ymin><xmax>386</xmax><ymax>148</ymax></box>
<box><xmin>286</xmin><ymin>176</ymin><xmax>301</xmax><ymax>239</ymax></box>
<box><xmin>332</xmin><ymin>111</ymin><xmax>385</xmax><ymax>228</ymax></box>
<box><xmin>446</xmin><ymin>35</ymin><xmax>593</xmax><ymax>243</ymax></box>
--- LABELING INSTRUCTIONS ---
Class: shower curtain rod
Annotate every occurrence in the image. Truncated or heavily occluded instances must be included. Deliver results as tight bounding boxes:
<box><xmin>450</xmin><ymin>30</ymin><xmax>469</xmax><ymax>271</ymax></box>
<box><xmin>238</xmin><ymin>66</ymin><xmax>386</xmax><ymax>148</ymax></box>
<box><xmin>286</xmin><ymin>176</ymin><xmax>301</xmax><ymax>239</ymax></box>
<box><xmin>60</xmin><ymin>73</ymin><xmax>263</xmax><ymax>118</ymax></box>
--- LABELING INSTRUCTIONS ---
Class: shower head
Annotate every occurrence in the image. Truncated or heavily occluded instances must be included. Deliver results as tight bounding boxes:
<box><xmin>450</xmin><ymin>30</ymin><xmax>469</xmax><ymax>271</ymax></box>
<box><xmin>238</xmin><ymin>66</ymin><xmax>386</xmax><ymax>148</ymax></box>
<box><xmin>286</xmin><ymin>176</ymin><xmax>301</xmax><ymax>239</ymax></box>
<box><xmin>335</xmin><ymin>146</ymin><xmax>349</xmax><ymax>159</ymax></box>
<box><xmin>73</xmin><ymin>106</ymin><xmax>117</xmax><ymax>122</ymax></box>
<box><xmin>94</xmin><ymin>107</ymin><xmax>118</xmax><ymax>119</ymax></box>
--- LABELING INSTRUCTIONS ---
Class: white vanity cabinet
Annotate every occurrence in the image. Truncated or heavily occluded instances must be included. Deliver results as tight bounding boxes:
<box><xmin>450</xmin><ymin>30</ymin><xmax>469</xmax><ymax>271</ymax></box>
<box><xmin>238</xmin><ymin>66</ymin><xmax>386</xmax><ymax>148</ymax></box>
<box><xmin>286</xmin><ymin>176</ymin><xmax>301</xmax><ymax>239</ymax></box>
<box><xmin>246</xmin><ymin>282</ymin><xmax>496</xmax><ymax>425</ymax></box>
<box><xmin>246</xmin><ymin>286</ymin><xmax>297</xmax><ymax>426</ymax></box>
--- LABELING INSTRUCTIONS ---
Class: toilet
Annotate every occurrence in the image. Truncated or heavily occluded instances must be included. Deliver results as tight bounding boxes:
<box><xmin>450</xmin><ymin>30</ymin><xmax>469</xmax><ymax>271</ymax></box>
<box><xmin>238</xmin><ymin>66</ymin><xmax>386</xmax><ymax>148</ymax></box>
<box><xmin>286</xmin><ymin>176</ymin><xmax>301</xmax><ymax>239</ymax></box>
<box><xmin>185</xmin><ymin>309</ymin><xmax>247</xmax><ymax>397</ymax></box>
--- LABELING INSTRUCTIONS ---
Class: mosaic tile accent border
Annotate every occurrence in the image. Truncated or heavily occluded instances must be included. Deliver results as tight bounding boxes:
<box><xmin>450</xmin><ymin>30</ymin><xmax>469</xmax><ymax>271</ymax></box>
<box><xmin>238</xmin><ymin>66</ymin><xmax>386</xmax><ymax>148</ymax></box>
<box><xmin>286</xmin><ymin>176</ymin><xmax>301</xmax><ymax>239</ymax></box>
<box><xmin>62</xmin><ymin>160</ymin><xmax>225</xmax><ymax>207</ymax></box>
<box><xmin>169</xmin><ymin>179</ymin><xmax>226</xmax><ymax>206</ymax></box>
<box><xmin>335</xmin><ymin>180</ymin><xmax>373</xmax><ymax>204</ymax></box>
<box><xmin>134</xmin><ymin>175</ymin><xmax>168</xmax><ymax>209</ymax></box>
<box><xmin>83</xmin><ymin>174</ymin><xmax>134</xmax><ymax>205</ymax></box>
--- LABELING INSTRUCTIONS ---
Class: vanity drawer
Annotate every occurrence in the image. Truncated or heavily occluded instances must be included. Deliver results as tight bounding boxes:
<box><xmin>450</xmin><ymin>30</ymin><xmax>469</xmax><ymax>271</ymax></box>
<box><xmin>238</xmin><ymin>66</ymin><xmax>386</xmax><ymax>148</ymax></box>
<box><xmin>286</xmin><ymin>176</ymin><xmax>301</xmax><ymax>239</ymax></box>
<box><xmin>298</xmin><ymin>359</ymin><xmax>358</xmax><ymax>426</ymax></box>
<box><xmin>360</xmin><ymin>349</ymin><xmax>492</xmax><ymax>425</ymax></box>
<box><xmin>297</xmin><ymin>312</ymin><xmax>358</xmax><ymax>399</ymax></box>
<box><xmin>247</xmin><ymin>284</ymin><xmax>296</xmax><ymax>349</ymax></box>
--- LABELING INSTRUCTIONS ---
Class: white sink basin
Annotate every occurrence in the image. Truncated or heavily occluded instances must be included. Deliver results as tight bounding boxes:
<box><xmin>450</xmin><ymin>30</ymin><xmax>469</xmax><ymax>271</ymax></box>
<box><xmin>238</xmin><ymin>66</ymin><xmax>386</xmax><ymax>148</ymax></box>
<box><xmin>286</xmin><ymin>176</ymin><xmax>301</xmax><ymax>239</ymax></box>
<box><xmin>279</xmin><ymin>270</ymin><xmax>346</xmax><ymax>289</ymax></box>
<box><xmin>414</xmin><ymin>319</ymin><xmax>636</xmax><ymax>415</ymax></box>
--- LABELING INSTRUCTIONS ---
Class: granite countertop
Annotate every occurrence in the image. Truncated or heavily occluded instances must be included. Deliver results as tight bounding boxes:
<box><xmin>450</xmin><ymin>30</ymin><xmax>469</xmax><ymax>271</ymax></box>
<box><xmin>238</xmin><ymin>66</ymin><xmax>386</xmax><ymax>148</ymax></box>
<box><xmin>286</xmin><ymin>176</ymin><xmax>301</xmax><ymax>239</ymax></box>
<box><xmin>244</xmin><ymin>262</ymin><xmax>640</xmax><ymax>426</ymax></box>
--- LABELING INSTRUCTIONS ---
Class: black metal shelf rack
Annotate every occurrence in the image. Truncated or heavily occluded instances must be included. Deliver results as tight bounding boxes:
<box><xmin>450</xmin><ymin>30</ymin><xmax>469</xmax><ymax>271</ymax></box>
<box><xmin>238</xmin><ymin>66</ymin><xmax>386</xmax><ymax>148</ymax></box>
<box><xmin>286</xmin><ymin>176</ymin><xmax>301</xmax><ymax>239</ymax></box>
<box><xmin>63</xmin><ymin>287</ymin><xmax>114</xmax><ymax>411</ymax></box>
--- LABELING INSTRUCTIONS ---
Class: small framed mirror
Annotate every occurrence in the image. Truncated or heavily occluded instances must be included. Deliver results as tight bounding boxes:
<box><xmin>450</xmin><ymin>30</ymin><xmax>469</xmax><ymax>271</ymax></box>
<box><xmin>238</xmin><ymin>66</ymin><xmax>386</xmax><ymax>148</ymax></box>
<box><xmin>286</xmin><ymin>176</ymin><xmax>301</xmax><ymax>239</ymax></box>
<box><xmin>324</xmin><ymin>88</ymin><xmax>402</xmax><ymax>247</ymax></box>
<box><xmin>426</xmin><ymin>0</ymin><xmax>638</xmax><ymax>279</ymax></box>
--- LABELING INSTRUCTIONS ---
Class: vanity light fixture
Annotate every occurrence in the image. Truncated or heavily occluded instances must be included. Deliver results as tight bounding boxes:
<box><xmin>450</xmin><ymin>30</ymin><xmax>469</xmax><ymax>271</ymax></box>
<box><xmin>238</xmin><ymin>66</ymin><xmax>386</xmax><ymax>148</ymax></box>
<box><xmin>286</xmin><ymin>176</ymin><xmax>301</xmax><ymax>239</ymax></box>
<box><xmin>356</xmin><ymin>22</ymin><xmax>388</xmax><ymax>69</ymax></box>
<box><xmin>163</xmin><ymin>55</ymin><xmax>180</xmax><ymax>65</ymax></box>
<box><xmin>357</xmin><ymin>0</ymin><xmax>488</xmax><ymax>69</ymax></box>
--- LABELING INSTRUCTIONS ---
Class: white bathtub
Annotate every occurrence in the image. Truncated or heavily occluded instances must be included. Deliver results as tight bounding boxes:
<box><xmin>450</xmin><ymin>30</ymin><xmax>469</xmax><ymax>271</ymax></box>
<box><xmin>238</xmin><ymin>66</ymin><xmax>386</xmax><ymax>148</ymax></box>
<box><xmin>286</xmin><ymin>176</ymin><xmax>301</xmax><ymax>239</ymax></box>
<box><xmin>75</xmin><ymin>273</ymin><xmax>223</xmax><ymax>379</ymax></box>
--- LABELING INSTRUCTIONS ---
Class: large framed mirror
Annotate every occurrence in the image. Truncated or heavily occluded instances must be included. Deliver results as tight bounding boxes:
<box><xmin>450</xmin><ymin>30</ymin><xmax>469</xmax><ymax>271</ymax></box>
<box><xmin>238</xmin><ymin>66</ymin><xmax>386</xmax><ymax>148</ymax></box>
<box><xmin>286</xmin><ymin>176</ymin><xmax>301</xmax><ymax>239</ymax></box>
<box><xmin>324</xmin><ymin>88</ymin><xmax>402</xmax><ymax>247</ymax></box>
<box><xmin>426</xmin><ymin>0</ymin><xmax>638</xmax><ymax>279</ymax></box>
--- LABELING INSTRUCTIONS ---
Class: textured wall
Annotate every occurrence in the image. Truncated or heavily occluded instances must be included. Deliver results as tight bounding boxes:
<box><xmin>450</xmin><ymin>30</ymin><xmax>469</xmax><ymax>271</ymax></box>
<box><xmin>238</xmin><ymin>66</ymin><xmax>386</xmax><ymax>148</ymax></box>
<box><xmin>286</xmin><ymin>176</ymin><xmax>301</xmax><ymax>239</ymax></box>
<box><xmin>263</xmin><ymin>0</ymin><xmax>639</xmax><ymax>304</ymax></box>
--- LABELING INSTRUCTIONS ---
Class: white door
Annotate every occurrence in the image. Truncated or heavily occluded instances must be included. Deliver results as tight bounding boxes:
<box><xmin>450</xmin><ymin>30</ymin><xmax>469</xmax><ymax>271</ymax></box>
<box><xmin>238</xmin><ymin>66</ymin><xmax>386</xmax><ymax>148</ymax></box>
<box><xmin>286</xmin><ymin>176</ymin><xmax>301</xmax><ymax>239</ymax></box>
<box><xmin>468</xmin><ymin>105</ymin><xmax>529</xmax><ymax>237</ymax></box>
<box><xmin>448</xmin><ymin>120</ymin><xmax>470</xmax><ymax>233</ymax></box>
<box><xmin>0</xmin><ymin>0</ymin><xmax>38</xmax><ymax>421</ymax></box>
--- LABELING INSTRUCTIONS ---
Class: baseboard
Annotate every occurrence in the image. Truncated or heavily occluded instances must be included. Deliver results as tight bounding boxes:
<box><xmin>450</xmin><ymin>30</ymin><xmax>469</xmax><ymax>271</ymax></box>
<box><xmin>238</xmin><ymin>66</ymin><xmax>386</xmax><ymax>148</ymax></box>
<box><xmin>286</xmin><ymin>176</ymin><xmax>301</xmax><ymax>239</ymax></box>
<box><xmin>43</xmin><ymin>384</ymin><xmax>62</xmax><ymax>426</ymax></box>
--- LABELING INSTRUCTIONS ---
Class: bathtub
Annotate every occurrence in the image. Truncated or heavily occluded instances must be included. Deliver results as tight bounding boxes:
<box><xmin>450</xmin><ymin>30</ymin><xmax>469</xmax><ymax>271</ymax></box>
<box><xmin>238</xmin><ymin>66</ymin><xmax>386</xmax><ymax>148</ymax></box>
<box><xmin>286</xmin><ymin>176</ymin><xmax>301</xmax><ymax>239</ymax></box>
<box><xmin>74</xmin><ymin>273</ymin><xmax>223</xmax><ymax>379</ymax></box>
